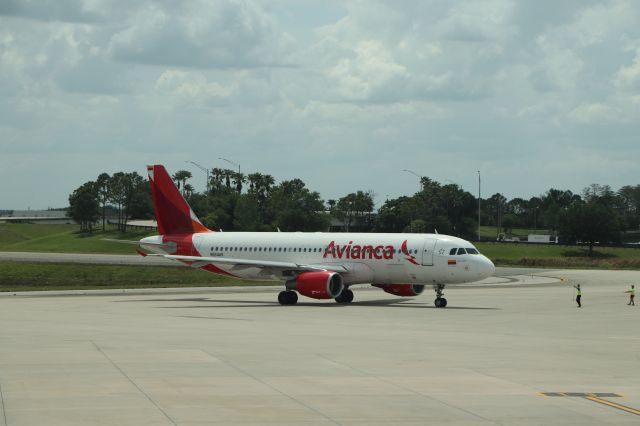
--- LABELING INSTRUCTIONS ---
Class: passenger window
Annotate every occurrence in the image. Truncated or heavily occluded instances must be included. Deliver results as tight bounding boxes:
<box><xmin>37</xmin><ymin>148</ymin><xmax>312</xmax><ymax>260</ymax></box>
<box><xmin>449</xmin><ymin>248</ymin><xmax>457</xmax><ymax>255</ymax></box>
<box><xmin>457</xmin><ymin>248</ymin><xmax>467</xmax><ymax>255</ymax></box>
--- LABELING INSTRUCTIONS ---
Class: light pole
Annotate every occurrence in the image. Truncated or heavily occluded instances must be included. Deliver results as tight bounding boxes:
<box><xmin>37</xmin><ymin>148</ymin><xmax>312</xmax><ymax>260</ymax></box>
<box><xmin>477</xmin><ymin>170</ymin><xmax>481</xmax><ymax>242</ymax></box>
<box><xmin>402</xmin><ymin>169</ymin><xmax>423</xmax><ymax>192</ymax></box>
<box><xmin>186</xmin><ymin>160</ymin><xmax>210</xmax><ymax>193</ymax></box>
<box><xmin>219</xmin><ymin>157</ymin><xmax>240</xmax><ymax>174</ymax></box>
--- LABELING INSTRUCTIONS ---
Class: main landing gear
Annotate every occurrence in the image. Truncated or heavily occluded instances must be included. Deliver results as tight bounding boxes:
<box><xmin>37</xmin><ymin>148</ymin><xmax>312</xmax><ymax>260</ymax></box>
<box><xmin>335</xmin><ymin>288</ymin><xmax>354</xmax><ymax>304</ymax></box>
<box><xmin>278</xmin><ymin>290</ymin><xmax>298</xmax><ymax>305</ymax></box>
<box><xmin>433</xmin><ymin>284</ymin><xmax>447</xmax><ymax>308</ymax></box>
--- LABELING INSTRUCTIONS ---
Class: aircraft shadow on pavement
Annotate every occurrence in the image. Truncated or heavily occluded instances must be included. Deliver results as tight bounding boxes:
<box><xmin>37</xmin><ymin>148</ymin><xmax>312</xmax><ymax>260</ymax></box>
<box><xmin>125</xmin><ymin>297</ymin><xmax>499</xmax><ymax>310</ymax></box>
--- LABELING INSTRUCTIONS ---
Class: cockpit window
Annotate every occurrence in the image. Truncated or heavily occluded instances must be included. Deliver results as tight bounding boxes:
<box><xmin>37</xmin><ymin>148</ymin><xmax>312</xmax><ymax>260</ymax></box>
<box><xmin>457</xmin><ymin>248</ymin><xmax>467</xmax><ymax>255</ymax></box>
<box><xmin>466</xmin><ymin>248</ymin><xmax>479</xmax><ymax>255</ymax></box>
<box><xmin>449</xmin><ymin>248</ymin><xmax>457</xmax><ymax>255</ymax></box>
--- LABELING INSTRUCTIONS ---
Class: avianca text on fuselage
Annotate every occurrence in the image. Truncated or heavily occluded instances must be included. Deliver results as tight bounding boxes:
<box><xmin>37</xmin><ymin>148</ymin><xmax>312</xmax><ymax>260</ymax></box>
<box><xmin>323</xmin><ymin>240</ymin><xmax>395</xmax><ymax>260</ymax></box>
<box><xmin>323</xmin><ymin>239</ymin><xmax>418</xmax><ymax>264</ymax></box>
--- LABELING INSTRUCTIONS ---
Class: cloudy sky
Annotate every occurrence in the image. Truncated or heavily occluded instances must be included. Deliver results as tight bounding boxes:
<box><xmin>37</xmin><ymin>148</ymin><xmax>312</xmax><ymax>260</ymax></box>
<box><xmin>1</xmin><ymin>0</ymin><xmax>639</xmax><ymax>210</ymax></box>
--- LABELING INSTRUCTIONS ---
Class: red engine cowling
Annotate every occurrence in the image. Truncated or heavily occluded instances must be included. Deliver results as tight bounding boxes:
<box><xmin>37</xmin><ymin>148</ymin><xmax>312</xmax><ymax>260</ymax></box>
<box><xmin>295</xmin><ymin>272</ymin><xmax>344</xmax><ymax>299</ymax></box>
<box><xmin>374</xmin><ymin>284</ymin><xmax>425</xmax><ymax>297</ymax></box>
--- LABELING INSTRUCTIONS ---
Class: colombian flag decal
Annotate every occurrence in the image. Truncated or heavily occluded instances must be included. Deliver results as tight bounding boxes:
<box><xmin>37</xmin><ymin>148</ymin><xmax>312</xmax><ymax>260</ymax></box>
<box><xmin>448</xmin><ymin>259</ymin><xmax>457</xmax><ymax>265</ymax></box>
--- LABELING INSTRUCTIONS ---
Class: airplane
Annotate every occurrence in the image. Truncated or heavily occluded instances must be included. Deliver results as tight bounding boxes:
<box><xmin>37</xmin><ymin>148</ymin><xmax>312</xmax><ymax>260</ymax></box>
<box><xmin>135</xmin><ymin>164</ymin><xmax>495</xmax><ymax>307</ymax></box>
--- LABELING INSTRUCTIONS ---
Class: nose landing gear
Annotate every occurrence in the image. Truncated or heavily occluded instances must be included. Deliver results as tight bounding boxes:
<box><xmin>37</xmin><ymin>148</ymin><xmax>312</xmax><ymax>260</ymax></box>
<box><xmin>433</xmin><ymin>284</ymin><xmax>447</xmax><ymax>308</ymax></box>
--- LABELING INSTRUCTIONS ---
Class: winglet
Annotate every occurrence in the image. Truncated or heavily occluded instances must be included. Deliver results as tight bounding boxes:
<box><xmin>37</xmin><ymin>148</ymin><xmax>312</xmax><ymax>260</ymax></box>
<box><xmin>147</xmin><ymin>165</ymin><xmax>211</xmax><ymax>235</ymax></box>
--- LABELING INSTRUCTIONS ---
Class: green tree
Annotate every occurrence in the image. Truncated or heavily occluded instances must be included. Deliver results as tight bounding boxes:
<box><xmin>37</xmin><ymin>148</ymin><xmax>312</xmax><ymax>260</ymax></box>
<box><xmin>108</xmin><ymin>172</ymin><xmax>127</xmax><ymax>230</ymax></box>
<box><xmin>68</xmin><ymin>181</ymin><xmax>99</xmax><ymax>232</ymax></box>
<box><xmin>618</xmin><ymin>185</ymin><xmax>640</xmax><ymax>230</ymax></box>
<box><xmin>172</xmin><ymin>170</ymin><xmax>192</xmax><ymax>196</ymax></box>
<box><xmin>501</xmin><ymin>214</ymin><xmax>517</xmax><ymax>235</ymax></box>
<box><xmin>231</xmin><ymin>172</ymin><xmax>244</xmax><ymax>194</ymax></box>
<box><xmin>334</xmin><ymin>191</ymin><xmax>375</xmax><ymax>232</ymax></box>
<box><xmin>126</xmin><ymin>179</ymin><xmax>153</xmax><ymax>221</ymax></box>
<box><xmin>558</xmin><ymin>202</ymin><xmax>621</xmax><ymax>256</ymax></box>
<box><xmin>109</xmin><ymin>172</ymin><xmax>147</xmax><ymax>231</ymax></box>
<box><xmin>96</xmin><ymin>172</ymin><xmax>110</xmax><ymax>231</ymax></box>
<box><xmin>233</xmin><ymin>194</ymin><xmax>264</xmax><ymax>231</ymax></box>
<box><xmin>247</xmin><ymin>172</ymin><xmax>275</xmax><ymax>223</ymax></box>
<box><xmin>268</xmin><ymin>179</ymin><xmax>328</xmax><ymax>231</ymax></box>
<box><xmin>335</xmin><ymin>193</ymin><xmax>356</xmax><ymax>231</ymax></box>
<box><xmin>375</xmin><ymin>196</ymin><xmax>418</xmax><ymax>233</ymax></box>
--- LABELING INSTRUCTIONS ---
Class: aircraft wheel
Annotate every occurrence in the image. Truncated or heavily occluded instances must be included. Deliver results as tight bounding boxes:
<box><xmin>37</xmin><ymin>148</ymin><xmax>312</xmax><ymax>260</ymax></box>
<box><xmin>335</xmin><ymin>289</ymin><xmax>354</xmax><ymax>304</ymax></box>
<box><xmin>434</xmin><ymin>297</ymin><xmax>447</xmax><ymax>308</ymax></box>
<box><xmin>278</xmin><ymin>291</ymin><xmax>298</xmax><ymax>305</ymax></box>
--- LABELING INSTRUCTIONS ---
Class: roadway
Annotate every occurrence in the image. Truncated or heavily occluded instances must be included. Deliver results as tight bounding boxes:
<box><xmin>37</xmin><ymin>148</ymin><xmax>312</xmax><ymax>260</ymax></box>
<box><xmin>0</xmin><ymin>267</ymin><xmax>639</xmax><ymax>425</ymax></box>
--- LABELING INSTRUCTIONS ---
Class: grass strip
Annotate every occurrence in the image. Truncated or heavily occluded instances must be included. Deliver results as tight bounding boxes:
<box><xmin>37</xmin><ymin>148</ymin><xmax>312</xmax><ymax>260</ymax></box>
<box><xmin>478</xmin><ymin>243</ymin><xmax>640</xmax><ymax>269</ymax></box>
<box><xmin>0</xmin><ymin>224</ymin><xmax>155</xmax><ymax>254</ymax></box>
<box><xmin>0</xmin><ymin>261</ymin><xmax>274</xmax><ymax>292</ymax></box>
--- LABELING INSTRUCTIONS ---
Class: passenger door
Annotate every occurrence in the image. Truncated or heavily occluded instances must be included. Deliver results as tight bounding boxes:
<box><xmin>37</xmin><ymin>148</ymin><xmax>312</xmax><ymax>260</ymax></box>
<box><xmin>421</xmin><ymin>238</ymin><xmax>437</xmax><ymax>266</ymax></box>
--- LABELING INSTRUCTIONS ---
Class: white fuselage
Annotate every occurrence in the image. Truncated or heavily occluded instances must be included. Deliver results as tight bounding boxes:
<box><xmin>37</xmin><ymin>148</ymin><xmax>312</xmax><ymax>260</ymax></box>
<box><xmin>142</xmin><ymin>232</ymin><xmax>495</xmax><ymax>285</ymax></box>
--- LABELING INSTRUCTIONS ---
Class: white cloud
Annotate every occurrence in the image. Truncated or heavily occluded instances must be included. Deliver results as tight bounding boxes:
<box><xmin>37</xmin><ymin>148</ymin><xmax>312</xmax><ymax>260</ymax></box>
<box><xmin>108</xmin><ymin>1</ymin><xmax>295</xmax><ymax>69</ymax></box>
<box><xmin>567</xmin><ymin>102</ymin><xmax>621</xmax><ymax>124</ymax></box>
<box><xmin>436</xmin><ymin>0</ymin><xmax>517</xmax><ymax>42</ymax></box>
<box><xmin>614</xmin><ymin>47</ymin><xmax>640</xmax><ymax>91</ymax></box>
<box><xmin>326</xmin><ymin>40</ymin><xmax>407</xmax><ymax>101</ymax></box>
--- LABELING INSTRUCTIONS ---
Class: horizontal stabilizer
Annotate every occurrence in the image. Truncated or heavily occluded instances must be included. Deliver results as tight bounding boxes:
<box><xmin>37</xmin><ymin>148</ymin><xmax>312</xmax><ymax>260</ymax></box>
<box><xmin>102</xmin><ymin>238</ymin><xmax>168</xmax><ymax>247</ymax></box>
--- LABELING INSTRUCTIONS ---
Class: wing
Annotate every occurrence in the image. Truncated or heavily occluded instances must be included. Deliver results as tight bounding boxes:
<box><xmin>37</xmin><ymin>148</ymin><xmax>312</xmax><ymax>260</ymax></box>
<box><xmin>158</xmin><ymin>254</ymin><xmax>349</xmax><ymax>276</ymax></box>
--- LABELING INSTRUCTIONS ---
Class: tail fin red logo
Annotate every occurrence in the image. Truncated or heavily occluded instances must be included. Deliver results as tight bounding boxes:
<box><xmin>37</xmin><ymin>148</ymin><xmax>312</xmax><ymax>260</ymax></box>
<box><xmin>147</xmin><ymin>165</ymin><xmax>211</xmax><ymax>235</ymax></box>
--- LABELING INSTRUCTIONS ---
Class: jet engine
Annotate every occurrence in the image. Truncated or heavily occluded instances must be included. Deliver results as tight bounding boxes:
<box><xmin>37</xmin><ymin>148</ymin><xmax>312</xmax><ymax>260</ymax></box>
<box><xmin>294</xmin><ymin>271</ymin><xmax>344</xmax><ymax>299</ymax></box>
<box><xmin>374</xmin><ymin>284</ymin><xmax>425</xmax><ymax>297</ymax></box>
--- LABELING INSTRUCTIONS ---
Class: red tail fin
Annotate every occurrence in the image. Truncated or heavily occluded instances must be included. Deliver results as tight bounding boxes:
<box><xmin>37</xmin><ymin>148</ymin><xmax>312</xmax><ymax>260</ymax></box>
<box><xmin>147</xmin><ymin>165</ymin><xmax>211</xmax><ymax>235</ymax></box>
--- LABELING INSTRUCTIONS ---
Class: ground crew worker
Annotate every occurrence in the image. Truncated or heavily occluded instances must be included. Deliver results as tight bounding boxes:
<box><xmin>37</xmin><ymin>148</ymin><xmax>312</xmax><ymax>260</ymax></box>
<box><xmin>574</xmin><ymin>284</ymin><xmax>582</xmax><ymax>308</ymax></box>
<box><xmin>627</xmin><ymin>285</ymin><xmax>635</xmax><ymax>306</ymax></box>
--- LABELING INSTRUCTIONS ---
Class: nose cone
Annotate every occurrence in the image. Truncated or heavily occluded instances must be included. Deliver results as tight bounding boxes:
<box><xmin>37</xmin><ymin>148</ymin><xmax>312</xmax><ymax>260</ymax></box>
<box><xmin>480</xmin><ymin>255</ymin><xmax>495</xmax><ymax>279</ymax></box>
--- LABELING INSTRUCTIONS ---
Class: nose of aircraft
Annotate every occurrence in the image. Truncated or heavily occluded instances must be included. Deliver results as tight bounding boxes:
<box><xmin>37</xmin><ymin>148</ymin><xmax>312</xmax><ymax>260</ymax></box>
<box><xmin>479</xmin><ymin>255</ymin><xmax>496</xmax><ymax>278</ymax></box>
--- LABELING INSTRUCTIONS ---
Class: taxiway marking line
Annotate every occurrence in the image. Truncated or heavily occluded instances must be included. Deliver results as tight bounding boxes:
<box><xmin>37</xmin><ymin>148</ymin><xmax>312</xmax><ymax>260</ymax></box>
<box><xmin>584</xmin><ymin>396</ymin><xmax>640</xmax><ymax>416</ymax></box>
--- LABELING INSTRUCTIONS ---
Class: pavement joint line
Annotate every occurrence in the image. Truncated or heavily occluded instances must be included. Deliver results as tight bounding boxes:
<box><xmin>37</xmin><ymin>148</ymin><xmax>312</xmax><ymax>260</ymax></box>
<box><xmin>202</xmin><ymin>350</ymin><xmax>342</xmax><ymax>426</ymax></box>
<box><xmin>90</xmin><ymin>340</ymin><xmax>177</xmax><ymax>426</ymax></box>
<box><xmin>0</xmin><ymin>380</ymin><xmax>7</xmax><ymax>426</ymax></box>
<box><xmin>316</xmin><ymin>355</ymin><xmax>497</xmax><ymax>424</ymax></box>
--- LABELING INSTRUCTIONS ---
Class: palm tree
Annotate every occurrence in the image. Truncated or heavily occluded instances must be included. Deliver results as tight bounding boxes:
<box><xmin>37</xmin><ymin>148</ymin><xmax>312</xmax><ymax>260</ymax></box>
<box><xmin>172</xmin><ymin>170</ymin><xmax>192</xmax><ymax>196</ymax></box>
<box><xmin>96</xmin><ymin>173</ymin><xmax>110</xmax><ymax>231</ymax></box>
